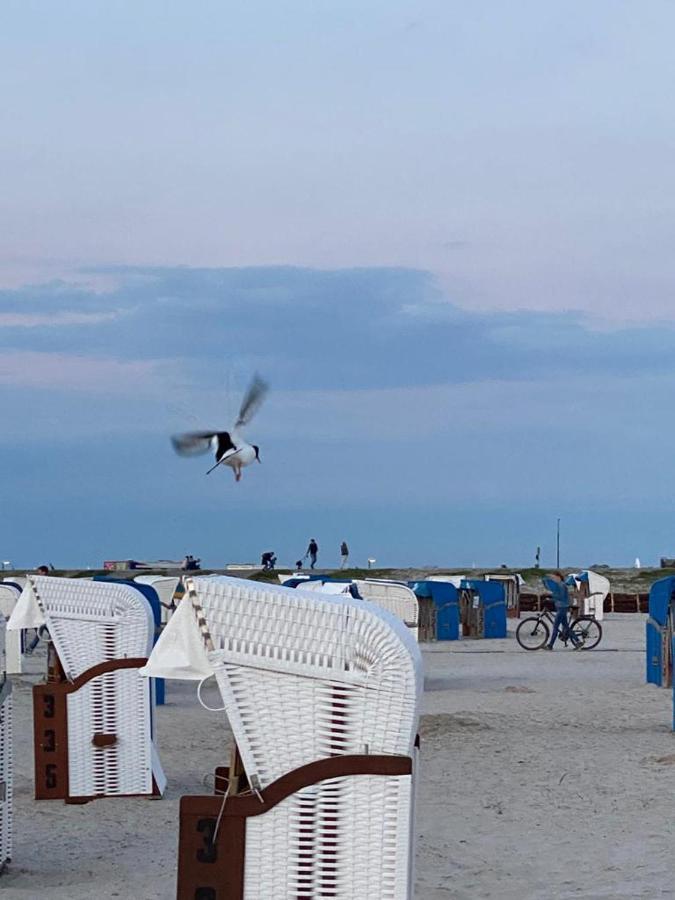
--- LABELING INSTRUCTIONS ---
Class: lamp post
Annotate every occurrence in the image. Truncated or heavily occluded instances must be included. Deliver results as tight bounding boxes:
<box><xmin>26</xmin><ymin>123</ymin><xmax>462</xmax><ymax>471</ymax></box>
<box><xmin>556</xmin><ymin>519</ymin><xmax>560</xmax><ymax>569</ymax></box>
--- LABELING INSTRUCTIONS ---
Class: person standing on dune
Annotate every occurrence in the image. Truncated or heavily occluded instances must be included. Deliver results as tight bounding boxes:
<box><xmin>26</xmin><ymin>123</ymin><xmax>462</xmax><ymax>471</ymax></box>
<box><xmin>305</xmin><ymin>538</ymin><xmax>319</xmax><ymax>570</ymax></box>
<box><xmin>340</xmin><ymin>541</ymin><xmax>349</xmax><ymax>569</ymax></box>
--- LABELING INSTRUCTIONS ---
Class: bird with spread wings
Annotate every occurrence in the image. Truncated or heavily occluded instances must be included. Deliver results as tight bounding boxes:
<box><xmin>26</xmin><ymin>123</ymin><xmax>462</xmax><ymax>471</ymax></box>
<box><xmin>171</xmin><ymin>375</ymin><xmax>269</xmax><ymax>482</ymax></box>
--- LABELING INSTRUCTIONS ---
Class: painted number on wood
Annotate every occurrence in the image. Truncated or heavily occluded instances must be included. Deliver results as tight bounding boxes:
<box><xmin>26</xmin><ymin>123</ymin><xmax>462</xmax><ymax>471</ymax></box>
<box><xmin>196</xmin><ymin>818</ymin><xmax>217</xmax><ymax>864</ymax></box>
<box><xmin>43</xmin><ymin>694</ymin><xmax>55</xmax><ymax>718</ymax></box>
<box><xmin>45</xmin><ymin>764</ymin><xmax>58</xmax><ymax>790</ymax></box>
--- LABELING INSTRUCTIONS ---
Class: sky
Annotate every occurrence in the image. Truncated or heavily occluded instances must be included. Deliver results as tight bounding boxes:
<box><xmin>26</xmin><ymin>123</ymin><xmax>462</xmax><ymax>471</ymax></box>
<box><xmin>2</xmin><ymin>1</ymin><xmax>675</xmax><ymax>569</ymax></box>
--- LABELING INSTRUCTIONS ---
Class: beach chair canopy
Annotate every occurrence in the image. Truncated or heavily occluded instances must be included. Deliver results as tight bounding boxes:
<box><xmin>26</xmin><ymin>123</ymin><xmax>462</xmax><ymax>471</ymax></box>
<box><xmin>143</xmin><ymin>575</ymin><xmax>422</xmax><ymax>787</ymax></box>
<box><xmin>10</xmin><ymin>576</ymin><xmax>153</xmax><ymax>678</ymax></box>
<box><xmin>354</xmin><ymin>579</ymin><xmax>420</xmax><ymax>633</ymax></box>
<box><xmin>2</xmin><ymin>577</ymin><xmax>26</xmax><ymax>590</ymax></box>
<box><xmin>0</xmin><ymin>587</ymin><xmax>19</xmax><ymax>623</ymax></box>
<box><xmin>424</xmin><ymin>574</ymin><xmax>466</xmax><ymax>588</ymax></box>
<box><xmin>133</xmin><ymin>575</ymin><xmax>179</xmax><ymax>609</ymax></box>
<box><xmin>298</xmin><ymin>579</ymin><xmax>352</xmax><ymax>594</ymax></box>
<box><xmin>649</xmin><ymin>577</ymin><xmax>675</xmax><ymax>628</ymax></box>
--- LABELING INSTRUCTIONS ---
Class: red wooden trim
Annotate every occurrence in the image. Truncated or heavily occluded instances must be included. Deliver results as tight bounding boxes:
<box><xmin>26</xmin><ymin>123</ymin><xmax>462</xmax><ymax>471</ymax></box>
<box><xmin>182</xmin><ymin>753</ymin><xmax>413</xmax><ymax>820</ymax></box>
<box><xmin>65</xmin><ymin>658</ymin><xmax>148</xmax><ymax>693</ymax></box>
<box><xmin>177</xmin><ymin>754</ymin><xmax>413</xmax><ymax>900</ymax></box>
<box><xmin>177</xmin><ymin>804</ymin><xmax>246</xmax><ymax>900</ymax></box>
<box><xmin>92</xmin><ymin>733</ymin><xmax>117</xmax><ymax>747</ymax></box>
<box><xmin>33</xmin><ymin>683</ymin><xmax>69</xmax><ymax>800</ymax></box>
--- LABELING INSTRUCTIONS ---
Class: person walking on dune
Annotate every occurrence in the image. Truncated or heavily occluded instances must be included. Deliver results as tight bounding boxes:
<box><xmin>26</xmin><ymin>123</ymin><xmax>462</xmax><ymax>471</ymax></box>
<box><xmin>543</xmin><ymin>571</ymin><xmax>581</xmax><ymax>650</ymax></box>
<box><xmin>340</xmin><ymin>541</ymin><xmax>349</xmax><ymax>569</ymax></box>
<box><xmin>305</xmin><ymin>538</ymin><xmax>319</xmax><ymax>570</ymax></box>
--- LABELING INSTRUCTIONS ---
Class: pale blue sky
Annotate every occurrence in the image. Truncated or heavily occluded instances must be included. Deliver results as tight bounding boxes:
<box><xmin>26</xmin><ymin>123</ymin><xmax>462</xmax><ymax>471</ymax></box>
<box><xmin>1</xmin><ymin>3</ymin><xmax>675</xmax><ymax>567</ymax></box>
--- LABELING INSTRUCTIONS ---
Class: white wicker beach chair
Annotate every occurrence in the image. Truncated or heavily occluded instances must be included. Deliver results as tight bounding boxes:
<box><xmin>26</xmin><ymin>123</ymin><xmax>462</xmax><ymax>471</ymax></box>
<box><xmin>143</xmin><ymin>575</ymin><xmax>422</xmax><ymax>900</ymax></box>
<box><xmin>569</xmin><ymin>570</ymin><xmax>609</xmax><ymax>621</ymax></box>
<box><xmin>133</xmin><ymin>575</ymin><xmax>180</xmax><ymax>625</ymax></box>
<box><xmin>0</xmin><ymin>614</ymin><xmax>12</xmax><ymax>873</ymax></box>
<box><xmin>297</xmin><ymin>579</ymin><xmax>351</xmax><ymax>594</ymax></box>
<box><xmin>278</xmin><ymin>573</ymin><xmax>310</xmax><ymax>584</ymax></box>
<box><xmin>8</xmin><ymin>576</ymin><xmax>165</xmax><ymax>802</ymax></box>
<box><xmin>0</xmin><ymin>586</ymin><xmax>22</xmax><ymax>675</ymax></box>
<box><xmin>354</xmin><ymin>579</ymin><xmax>420</xmax><ymax>641</ymax></box>
<box><xmin>2</xmin><ymin>577</ymin><xmax>26</xmax><ymax>589</ymax></box>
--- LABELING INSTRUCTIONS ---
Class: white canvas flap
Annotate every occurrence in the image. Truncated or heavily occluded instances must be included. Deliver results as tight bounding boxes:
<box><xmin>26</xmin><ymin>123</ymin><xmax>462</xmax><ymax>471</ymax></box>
<box><xmin>7</xmin><ymin>579</ymin><xmax>46</xmax><ymax>630</ymax></box>
<box><xmin>139</xmin><ymin>597</ymin><xmax>212</xmax><ymax>681</ymax></box>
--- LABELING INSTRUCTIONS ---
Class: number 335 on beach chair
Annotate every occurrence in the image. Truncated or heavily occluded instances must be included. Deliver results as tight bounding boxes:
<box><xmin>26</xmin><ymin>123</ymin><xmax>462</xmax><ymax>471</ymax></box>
<box><xmin>8</xmin><ymin>576</ymin><xmax>166</xmax><ymax>803</ymax></box>
<box><xmin>141</xmin><ymin>575</ymin><xmax>422</xmax><ymax>900</ymax></box>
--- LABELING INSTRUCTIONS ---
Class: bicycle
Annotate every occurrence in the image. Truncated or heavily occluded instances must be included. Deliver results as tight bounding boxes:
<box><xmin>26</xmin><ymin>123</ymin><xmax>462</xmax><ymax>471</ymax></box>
<box><xmin>515</xmin><ymin>606</ymin><xmax>603</xmax><ymax>651</ymax></box>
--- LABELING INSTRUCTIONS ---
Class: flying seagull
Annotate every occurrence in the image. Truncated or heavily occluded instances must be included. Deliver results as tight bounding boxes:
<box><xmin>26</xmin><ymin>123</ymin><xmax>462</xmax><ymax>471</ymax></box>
<box><xmin>171</xmin><ymin>375</ymin><xmax>269</xmax><ymax>481</ymax></box>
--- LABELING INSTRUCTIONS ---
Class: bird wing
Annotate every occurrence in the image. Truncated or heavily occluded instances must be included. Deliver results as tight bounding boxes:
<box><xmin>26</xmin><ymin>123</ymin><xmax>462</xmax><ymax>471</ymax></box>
<box><xmin>170</xmin><ymin>431</ymin><xmax>219</xmax><ymax>457</ymax></box>
<box><xmin>172</xmin><ymin>431</ymin><xmax>238</xmax><ymax>460</ymax></box>
<box><xmin>234</xmin><ymin>374</ymin><xmax>269</xmax><ymax>430</ymax></box>
<box><xmin>215</xmin><ymin>432</ymin><xmax>237</xmax><ymax>459</ymax></box>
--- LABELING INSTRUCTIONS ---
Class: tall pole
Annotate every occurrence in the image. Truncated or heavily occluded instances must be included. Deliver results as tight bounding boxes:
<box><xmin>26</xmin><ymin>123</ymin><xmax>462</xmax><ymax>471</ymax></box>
<box><xmin>556</xmin><ymin>518</ymin><xmax>560</xmax><ymax>568</ymax></box>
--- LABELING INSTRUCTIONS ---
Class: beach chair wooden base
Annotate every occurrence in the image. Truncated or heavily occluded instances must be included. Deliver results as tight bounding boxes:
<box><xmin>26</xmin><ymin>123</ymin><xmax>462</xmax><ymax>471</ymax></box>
<box><xmin>176</xmin><ymin>754</ymin><xmax>413</xmax><ymax>900</ymax></box>
<box><xmin>33</xmin><ymin>657</ymin><xmax>160</xmax><ymax>802</ymax></box>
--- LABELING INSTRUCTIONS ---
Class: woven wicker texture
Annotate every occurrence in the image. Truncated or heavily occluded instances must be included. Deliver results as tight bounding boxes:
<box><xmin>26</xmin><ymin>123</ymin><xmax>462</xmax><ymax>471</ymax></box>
<box><xmin>28</xmin><ymin>577</ymin><xmax>162</xmax><ymax>799</ymax></box>
<box><xmin>0</xmin><ymin>587</ymin><xmax>18</xmax><ymax>622</ymax></box>
<box><xmin>188</xmin><ymin>576</ymin><xmax>422</xmax><ymax>788</ymax></box>
<box><xmin>67</xmin><ymin>668</ymin><xmax>154</xmax><ymax>796</ymax></box>
<box><xmin>0</xmin><ymin>587</ymin><xmax>21</xmax><ymax>675</ymax></box>
<box><xmin>243</xmin><ymin>772</ymin><xmax>413</xmax><ymax>899</ymax></box>
<box><xmin>354</xmin><ymin>581</ymin><xmax>420</xmax><ymax>641</ymax></box>
<box><xmin>29</xmin><ymin>576</ymin><xmax>154</xmax><ymax>680</ymax></box>
<box><xmin>134</xmin><ymin>576</ymin><xmax>179</xmax><ymax>625</ymax></box>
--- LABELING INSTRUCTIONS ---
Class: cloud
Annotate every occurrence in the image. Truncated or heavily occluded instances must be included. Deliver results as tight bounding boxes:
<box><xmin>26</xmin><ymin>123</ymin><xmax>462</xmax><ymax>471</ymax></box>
<box><xmin>3</xmin><ymin>264</ymin><xmax>675</xmax><ymax>399</ymax></box>
<box><xmin>0</xmin><ymin>351</ymin><xmax>159</xmax><ymax>391</ymax></box>
<box><xmin>0</xmin><ymin>310</ymin><xmax>120</xmax><ymax>328</ymax></box>
<box><xmin>2</xmin><ymin>264</ymin><xmax>675</xmax><ymax>568</ymax></box>
<box><xmin>2</xmin><ymin>263</ymin><xmax>675</xmax><ymax>489</ymax></box>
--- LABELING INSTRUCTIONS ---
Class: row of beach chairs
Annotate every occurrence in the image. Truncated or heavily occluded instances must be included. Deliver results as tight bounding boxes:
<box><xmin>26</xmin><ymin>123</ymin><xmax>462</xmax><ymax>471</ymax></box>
<box><xmin>295</xmin><ymin>576</ymin><xmax>421</xmax><ymax>640</ymax></box>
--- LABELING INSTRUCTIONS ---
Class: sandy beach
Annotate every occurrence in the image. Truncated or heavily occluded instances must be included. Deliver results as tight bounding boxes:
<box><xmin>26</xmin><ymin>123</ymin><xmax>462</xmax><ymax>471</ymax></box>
<box><xmin>2</xmin><ymin>614</ymin><xmax>672</xmax><ymax>900</ymax></box>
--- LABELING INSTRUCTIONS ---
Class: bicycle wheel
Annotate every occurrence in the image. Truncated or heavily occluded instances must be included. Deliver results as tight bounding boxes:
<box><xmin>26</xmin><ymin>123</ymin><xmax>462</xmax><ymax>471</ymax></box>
<box><xmin>570</xmin><ymin>616</ymin><xmax>602</xmax><ymax>650</ymax></box>
<box><xmin>516</xmin><ymin>616</ymin><xmax>550</xmax><ymax>650</ymax></box>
